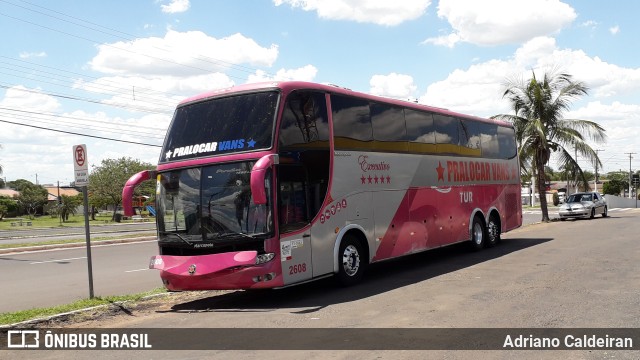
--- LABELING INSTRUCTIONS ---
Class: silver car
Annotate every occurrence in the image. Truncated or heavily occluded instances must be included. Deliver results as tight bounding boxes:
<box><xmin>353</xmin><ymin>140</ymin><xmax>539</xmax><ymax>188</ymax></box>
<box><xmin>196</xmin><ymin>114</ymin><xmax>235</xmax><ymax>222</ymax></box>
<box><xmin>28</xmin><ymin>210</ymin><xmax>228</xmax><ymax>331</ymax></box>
<box><xmin>558</xmin><ymin>192</ymin><xmax>608</xmax><ymax>220</ymax></box>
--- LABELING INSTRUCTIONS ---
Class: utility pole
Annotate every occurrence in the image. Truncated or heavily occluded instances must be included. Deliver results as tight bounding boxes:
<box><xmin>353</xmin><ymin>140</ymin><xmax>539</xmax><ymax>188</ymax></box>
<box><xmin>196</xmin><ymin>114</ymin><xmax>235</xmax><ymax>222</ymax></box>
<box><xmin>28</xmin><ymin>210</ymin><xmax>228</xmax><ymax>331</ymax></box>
<box><xmin>574</xmin><ymin>148</ymin><xmax>578</xmax><ymax>193</ymax></box>
<box><xmin>594</xmin><ymin>149</ymin><xmax>603</xmax><ymax>192</ymax></box>
<box><xmin>57</xmin><ymin>181</ymin><xmax>61</xmax><ymax>225</ymax></box>
<box><xmin>625</xmin><ymin>152</ymin><xmax>635</xmax><ymax>199</ymax></box>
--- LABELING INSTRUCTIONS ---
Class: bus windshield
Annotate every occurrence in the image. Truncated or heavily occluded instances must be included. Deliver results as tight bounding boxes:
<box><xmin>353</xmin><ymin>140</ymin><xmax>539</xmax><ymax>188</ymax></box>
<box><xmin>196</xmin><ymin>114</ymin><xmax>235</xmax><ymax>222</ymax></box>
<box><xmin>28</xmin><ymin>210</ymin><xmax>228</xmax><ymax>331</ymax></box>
<box><xmin>156</xmin><ymin>162</ymin><xmax>273</xmax><ymax>248</ymax></box>
<box><xmin>160</xmin><ymin>91</ymin><xmax>279</xmax><ymax>163</ymax></box>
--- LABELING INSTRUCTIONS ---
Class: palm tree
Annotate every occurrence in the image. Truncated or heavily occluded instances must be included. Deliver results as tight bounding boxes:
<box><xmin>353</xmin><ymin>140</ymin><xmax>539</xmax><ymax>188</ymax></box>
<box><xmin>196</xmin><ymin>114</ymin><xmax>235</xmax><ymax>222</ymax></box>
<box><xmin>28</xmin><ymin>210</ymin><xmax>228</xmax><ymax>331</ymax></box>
<box><xmin>493</xmin><ymin>70</ymin><xmax>606</xmax><ymax>222</ymax></box>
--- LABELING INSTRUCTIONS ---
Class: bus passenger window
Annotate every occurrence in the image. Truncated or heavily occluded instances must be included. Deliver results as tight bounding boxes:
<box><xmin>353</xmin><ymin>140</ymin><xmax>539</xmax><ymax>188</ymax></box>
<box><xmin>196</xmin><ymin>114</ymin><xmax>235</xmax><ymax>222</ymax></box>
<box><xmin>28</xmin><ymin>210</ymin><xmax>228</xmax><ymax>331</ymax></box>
<box><xmin>434</xmin><ymin>114</ymin><xmax>459</xmax><ymax>154</ymax></box>
<box><xmin>278</xmin><ymin>91</ymin><xmax>330</xmax><ymax>230</ymax></box>
<box><xmin>371</xmin><ymin>103</ymin><xmax>407</xmax><ymax>142</ymax></box>
<box><xmin>332</xmin><ymin>94</ymin><xmax>373</xmax><ymax>149</ymax></box>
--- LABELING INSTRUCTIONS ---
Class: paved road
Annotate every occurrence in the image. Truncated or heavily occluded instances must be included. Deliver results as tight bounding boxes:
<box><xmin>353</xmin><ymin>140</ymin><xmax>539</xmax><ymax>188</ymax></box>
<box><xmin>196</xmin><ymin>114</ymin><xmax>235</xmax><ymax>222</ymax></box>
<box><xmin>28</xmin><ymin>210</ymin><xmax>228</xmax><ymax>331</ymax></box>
<box><xmin>521</xmin><ymin>206</ymin><xmax>635</xmax><ymax>224</ymax></box>
<box><xmin>3</xmin><ymin>209</ymin><xmax>640</xmax><ymax>359</ymax></box>
<box><xmin>0</xmin><ymin>240</ymin><xmax>160</xmax><ymax>313</ymax></box>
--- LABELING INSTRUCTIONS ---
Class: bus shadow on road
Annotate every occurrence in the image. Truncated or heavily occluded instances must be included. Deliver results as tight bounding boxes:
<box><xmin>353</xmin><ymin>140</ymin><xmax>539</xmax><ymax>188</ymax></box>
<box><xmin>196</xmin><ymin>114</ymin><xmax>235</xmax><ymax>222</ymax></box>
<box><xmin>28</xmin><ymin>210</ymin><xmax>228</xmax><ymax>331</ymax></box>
<box><xmin>166</xmin><ymin>237</ymin><xmax>553</xmax><ymax>314</ymax></box>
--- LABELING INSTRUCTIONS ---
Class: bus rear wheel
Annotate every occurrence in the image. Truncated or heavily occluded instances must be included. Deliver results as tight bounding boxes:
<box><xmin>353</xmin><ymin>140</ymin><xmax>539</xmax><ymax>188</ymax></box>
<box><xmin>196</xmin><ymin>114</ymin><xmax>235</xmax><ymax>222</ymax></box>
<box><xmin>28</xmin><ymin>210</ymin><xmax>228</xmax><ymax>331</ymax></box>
<box><xmin>486</xmin><ymin>215</ymin><xmax>501</xmax><ymax>247</ymax></box>
<box><xmin>336</xmin><ymin>235</ymin><xmax>366</xmax><ymax>286</ymax></box>
<box><xmin>469</xmin><ymin>215</ymin><xmax>485</xmax><ymax>251</ymax></box>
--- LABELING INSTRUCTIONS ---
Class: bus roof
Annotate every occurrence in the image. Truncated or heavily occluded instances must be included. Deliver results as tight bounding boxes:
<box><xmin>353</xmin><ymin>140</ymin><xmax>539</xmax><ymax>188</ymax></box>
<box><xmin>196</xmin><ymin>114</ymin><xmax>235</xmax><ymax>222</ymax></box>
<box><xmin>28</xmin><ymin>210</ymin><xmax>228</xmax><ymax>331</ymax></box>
<box><xmin>179</xmin><ymin>81</ymin><xmax>512</xmax><ymax>128</ymax></box>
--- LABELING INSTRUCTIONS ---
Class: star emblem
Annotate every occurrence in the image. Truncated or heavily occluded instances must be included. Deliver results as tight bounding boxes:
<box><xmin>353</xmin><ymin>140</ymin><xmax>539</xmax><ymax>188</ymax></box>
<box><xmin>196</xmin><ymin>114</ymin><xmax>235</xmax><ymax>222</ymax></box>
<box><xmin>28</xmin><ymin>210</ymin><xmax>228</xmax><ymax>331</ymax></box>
<box><xmin>386</xmin><ymin>176</ymin><xmax>391</xmax><ymax>184</ymax></box>
<box><xmin>247</xmin><ymin>139</ymin><xmax>256</xmax><ymax>148</ymax></box>
<box><xmin>361</xmin><ymin>175</ymin><xmax>366</xmax><ymax>184</ymax></box>
<box><xmin>436</xmin><ymin>161</ymin><xmax>445</xmax><ymax>182</ymax></box>
<box><xmin>374</xmin><ymin>175</ymin><xmax>379</xmax><ymax>184</ymax></box>
<box><xmin>165</xmin><ymin>150</ymin><xmax>173</xmax><ymax>159</ymax></box>
<box><xmin>368</xmin><ymin>175</ymin><xmax>373</xmax><ymax>184</ymax></box>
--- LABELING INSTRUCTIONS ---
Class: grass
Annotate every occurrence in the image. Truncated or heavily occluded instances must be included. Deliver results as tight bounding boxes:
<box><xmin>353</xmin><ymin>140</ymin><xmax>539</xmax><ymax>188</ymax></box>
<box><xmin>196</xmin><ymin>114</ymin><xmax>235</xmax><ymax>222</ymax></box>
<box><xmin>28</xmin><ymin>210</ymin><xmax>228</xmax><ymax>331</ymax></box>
<box><xmin>0</xmin><ymin>214</ymin><xmax>120</xmax><ymax>230</ymax></box>
<box><xmin>0</xmin><ymin>287</ymin><xmax>168</xmax><ymax>326</ymax></box>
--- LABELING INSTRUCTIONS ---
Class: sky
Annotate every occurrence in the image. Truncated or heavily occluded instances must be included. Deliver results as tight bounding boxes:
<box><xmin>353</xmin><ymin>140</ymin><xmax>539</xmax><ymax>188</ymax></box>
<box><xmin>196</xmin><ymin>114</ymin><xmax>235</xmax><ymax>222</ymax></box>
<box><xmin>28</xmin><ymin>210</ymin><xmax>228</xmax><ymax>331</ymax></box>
<box><xmin>1</xmin><ymin>0</ymin><xmax>639</xmax><ymax>186</ymax></box>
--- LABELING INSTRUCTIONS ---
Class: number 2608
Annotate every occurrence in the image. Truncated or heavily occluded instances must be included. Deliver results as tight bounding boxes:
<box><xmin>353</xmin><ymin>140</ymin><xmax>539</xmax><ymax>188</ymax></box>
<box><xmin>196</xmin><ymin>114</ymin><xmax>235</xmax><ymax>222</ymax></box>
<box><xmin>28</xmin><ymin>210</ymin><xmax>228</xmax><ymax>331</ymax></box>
<box><xmin>289</xmin><ymin>263</ymin><xmax>307</xmax><ymax>275</ymax></box>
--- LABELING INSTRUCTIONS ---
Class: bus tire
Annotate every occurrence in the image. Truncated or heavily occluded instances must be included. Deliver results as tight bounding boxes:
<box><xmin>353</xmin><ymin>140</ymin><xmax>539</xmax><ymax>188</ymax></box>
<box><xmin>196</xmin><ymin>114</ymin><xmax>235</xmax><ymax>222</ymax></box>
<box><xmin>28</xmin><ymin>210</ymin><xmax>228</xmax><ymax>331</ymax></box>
<box><xmin>336</xmin><ymin>235</ymin><xmax>366</xmax><ymax>286</ymax></box>
<box><xmin>486</xmin><ymin>214</ymin><xmax>501</xmax><ymax>247</ymax></box>
<box><xmin>469</xmin><ymin>215</ymin><xmax>485</xmax><ymax>251</ymax></box>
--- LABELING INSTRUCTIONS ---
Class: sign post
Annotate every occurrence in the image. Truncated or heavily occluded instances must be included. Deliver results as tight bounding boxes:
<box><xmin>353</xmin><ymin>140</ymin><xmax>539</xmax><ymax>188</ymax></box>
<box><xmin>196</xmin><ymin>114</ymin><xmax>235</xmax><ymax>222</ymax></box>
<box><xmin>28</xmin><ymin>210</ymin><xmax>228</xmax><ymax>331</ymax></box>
<box><xmin>73</xmin><ymin>144</ymin><xmax>94</xmax><ymax>299</ymax></box>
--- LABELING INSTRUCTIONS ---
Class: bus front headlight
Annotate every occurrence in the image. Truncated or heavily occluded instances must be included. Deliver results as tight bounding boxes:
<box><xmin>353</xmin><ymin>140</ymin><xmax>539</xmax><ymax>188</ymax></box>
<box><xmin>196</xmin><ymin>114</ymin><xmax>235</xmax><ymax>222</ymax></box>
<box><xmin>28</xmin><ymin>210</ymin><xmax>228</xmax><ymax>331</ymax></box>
<box><xmin>255</xmin><ymin>253</ymin><xmax>275</xmax><ymax>265</ymax></box>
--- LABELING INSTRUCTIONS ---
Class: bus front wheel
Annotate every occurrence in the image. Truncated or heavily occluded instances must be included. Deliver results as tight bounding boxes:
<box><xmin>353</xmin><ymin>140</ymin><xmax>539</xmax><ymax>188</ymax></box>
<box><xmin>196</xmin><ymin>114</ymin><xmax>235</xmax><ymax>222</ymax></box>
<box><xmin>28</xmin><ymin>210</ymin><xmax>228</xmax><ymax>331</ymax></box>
<box><xmin>336</xmin><ymin>235</ymin><xmax>366</xmax><ymax>286</ymax></box>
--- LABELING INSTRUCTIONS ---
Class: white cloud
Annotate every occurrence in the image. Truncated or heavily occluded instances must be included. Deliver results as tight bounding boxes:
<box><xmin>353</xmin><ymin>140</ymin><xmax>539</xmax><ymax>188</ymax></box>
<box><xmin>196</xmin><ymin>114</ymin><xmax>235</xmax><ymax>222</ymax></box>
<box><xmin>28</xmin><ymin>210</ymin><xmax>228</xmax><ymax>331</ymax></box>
<box><xmin>609</xmin><ymin>25</ymin><xmax>620</xmax><ymax>35</ymax></box>
<box><xmin>424</xmin><ymin>0</ymin><xmax>576</xmax><ymax>47</ymax></box>
<box><xmin>247</xmin><ymin>65</ymin><xmax>318</xmax><ymax>83</ymax></box>
<box><xmin>419</xmin><ymin>36</ymin><xmax>640</xmax><ymax>117</ymax></box>
<box><xmin>0</xmin><ymin>86</ymin><xmax>60</xmax><ymax>113</ymax></box>
<box><xmin>580</xmin><ymin>20</ymin><xmax>598</xmax><ymax>29</ymax></box>
<box><xmin>18</xmin><ymin>51</ymin><xmax>47</xmax><ymax>59</ymax></box>
<box><xmin>161</xmin><ymin>0</ymin><xmax>190</xmax><ymax>14</ymax></box>
<box><xmin>89</xmin><ymin>30</ymin><xmax>278</xmax><ymax>77</ymax></box>
<box><xmin>369</xmin><ymin>73</ymin><xmax>417</xmax><ymax>99</ymax></box>
<box><xmin>273</xmin><ymin>0</ymin><xmax>431</xmax><ymax>26</ymax></box>
<box><xmin>73</xmin><ymin>73</ymin><xmax>235</xmax><ymax>112</ymax></box>
<box><xmin>417</xmin><ymin>36</ymin><xmax>640</xmax><ymax>172</ymax></box>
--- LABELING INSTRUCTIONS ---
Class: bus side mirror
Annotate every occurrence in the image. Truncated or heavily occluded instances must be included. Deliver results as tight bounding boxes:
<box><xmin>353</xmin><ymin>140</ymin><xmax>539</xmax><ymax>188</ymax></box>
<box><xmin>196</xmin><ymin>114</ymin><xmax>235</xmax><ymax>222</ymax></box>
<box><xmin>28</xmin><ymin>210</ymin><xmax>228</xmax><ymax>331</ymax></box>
<box><xmin>122</xmin><ymin>170</ymin><xmax>156</xmax><ymax>216</ymax></box>
<box><xmin>251</xmin><ymin>154</ymin><xmax>278</xmax><ymax>205</ymax></box>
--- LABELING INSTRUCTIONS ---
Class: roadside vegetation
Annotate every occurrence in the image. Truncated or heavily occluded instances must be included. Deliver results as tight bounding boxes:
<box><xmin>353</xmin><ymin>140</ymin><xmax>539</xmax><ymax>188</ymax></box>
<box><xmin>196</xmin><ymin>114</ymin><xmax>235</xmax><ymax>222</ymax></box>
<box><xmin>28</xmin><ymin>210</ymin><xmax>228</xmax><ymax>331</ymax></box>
<box><xmin>0</xmin><ymin>213</ymin><xmax>150</xmax><ymax>230</ymax></box>
<box><xmin>0</xmin><ymin>288</ymin><xmax>167</xmax><ymax>326</ymax></box>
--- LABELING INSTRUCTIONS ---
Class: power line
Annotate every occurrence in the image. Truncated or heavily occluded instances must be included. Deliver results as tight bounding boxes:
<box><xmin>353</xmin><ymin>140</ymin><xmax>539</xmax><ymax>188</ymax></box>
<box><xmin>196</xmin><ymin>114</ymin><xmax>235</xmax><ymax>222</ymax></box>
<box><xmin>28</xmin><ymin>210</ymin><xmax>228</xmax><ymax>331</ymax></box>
<box><xmin>10</xmin><ymin>0</ymin><xmax>273</xmax><ymax>77</ymax></box>
<box><xmin>0</xmin><ymin>107</ymin><xmax>167</xmax><ymax>135</ymax></box>
<box><xmin>0</xmin><ymin>9</ymin><xmax>268</xmax><ymax>83</ymax></box>
<box><xmin>0</xmin><ymin>111</ymin><xmax>166</xmax><ymax>140</ymax></box>
<box><xmin>0</xmin><ymin>83</ymin><xmax>174</xmax><ymax>114</ymax></box>
<box><xmin>0</xmin><ymin>55</ymin><xmax>183</xmax><ymax>100</ymax></box>
<box><xmin>0</xmin><ymin>118</ymin><xmax>162</xmax><ymax>147</ymax></box>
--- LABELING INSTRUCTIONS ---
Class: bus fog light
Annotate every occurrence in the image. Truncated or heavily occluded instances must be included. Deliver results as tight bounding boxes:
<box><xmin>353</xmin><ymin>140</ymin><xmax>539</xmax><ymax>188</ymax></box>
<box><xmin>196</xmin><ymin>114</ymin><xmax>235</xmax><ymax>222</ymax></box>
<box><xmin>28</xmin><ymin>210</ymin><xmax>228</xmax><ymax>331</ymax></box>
<box><xmin>255</xmin><ymin>253</ymin><xmax>275</xmax><ymax>265</ymax></box>
<box><xmin>264</xmin><ymin>272</ymin><xmax>276</xmax><ymax>281</ymax></box>
<box><xmin>253</xmin><ymin>276</ymin><xmax>262</xmax><ymax>283</ymax></box>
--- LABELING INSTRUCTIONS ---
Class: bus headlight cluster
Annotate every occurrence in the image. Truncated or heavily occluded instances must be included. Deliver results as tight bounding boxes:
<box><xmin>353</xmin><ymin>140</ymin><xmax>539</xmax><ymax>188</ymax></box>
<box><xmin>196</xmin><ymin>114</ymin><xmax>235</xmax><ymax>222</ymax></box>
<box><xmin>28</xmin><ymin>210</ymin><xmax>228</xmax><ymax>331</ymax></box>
<box><xmin>255</xmin><ymin>253</ymin><xmax>275</xmax><ymax>265</ymax></box>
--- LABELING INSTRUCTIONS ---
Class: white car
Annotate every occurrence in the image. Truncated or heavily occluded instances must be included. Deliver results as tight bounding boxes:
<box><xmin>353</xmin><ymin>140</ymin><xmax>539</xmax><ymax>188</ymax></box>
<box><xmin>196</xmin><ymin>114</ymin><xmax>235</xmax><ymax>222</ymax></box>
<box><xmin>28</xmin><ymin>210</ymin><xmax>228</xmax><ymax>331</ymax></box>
<box><xmin>558</xmin><ymin>192</ymin><xmax>608</xmax><ymax>220</ymax></box>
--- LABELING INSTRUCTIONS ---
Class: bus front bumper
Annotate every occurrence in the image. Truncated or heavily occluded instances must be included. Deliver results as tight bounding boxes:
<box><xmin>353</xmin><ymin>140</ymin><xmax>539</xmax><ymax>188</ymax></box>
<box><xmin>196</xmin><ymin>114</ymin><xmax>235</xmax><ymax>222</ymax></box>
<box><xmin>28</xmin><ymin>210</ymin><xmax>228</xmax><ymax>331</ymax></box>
<box><xmin>149</xmin><ymin>251</ymin><xmax>282</xmax><ymax>290</ymax></box>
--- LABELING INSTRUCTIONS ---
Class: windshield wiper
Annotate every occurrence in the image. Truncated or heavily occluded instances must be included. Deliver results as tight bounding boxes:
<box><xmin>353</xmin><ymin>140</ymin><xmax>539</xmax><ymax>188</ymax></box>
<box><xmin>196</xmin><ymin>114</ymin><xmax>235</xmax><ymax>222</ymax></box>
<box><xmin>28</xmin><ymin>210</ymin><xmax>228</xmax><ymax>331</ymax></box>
<box><xmin>211</xmin><ymin>232</ymin><xmax>256</xmax><ymax>241</ymax></box>
<box><xmin>159</xmin><ymin>231</ymin><xmax>194</xmax><ymax>246</ymax></box>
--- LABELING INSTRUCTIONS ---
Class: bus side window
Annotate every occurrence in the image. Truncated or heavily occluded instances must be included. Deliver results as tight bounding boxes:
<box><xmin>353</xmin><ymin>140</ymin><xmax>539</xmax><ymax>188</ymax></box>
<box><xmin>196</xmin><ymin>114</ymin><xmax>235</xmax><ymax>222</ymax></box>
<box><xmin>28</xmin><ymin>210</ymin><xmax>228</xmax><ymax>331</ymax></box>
<box><xmin>434</xmin><ymin>114</ymin><xmax>459</xmax><ymax>155</ymax></box>
<box><xmin>476</xmin><ymin>122</ymin><xmax>499</xmax><ymax>158</ymax></box>
<box><xmin>371</xmin><ymin>103</ymin><xmax>407</xmax><ymax>139</ymax></box>
<box><xmin>332</xmin><ymin>94</ymin><xmax>373</xmax><ymax>150</ymax></box>
<box><xmin>278</xmin><ymin>91</ymin><xmax>330</xmax><ymax>232</ymax></box>
<box><xmin>406</xmin><ymin>109</ymin><xmax>436</xmax><ymax>154</ymax></box>
<box><xmin>498</xmin><ymin>126</ymin><xmax>517</xmax><ymax>159</ymax></box>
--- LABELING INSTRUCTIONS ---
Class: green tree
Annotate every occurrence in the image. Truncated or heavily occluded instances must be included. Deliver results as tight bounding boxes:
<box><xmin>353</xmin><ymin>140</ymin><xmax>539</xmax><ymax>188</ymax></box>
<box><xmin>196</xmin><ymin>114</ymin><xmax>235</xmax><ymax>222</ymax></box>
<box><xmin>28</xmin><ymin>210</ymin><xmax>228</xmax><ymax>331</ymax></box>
<box><xmin>16</xmin><ymin>182</ymin><xmax>48</xmax><ymax>219</ymax></box>
<box><xmin>0</xmin><ymin>196</ymin><xmax>18</xmax><ymax>220</ymax></box>
<box><xmin>494</xmin><ymin>70</ymin><xmax>606</xmax><ymax>222</ymax></box>
<box><xmin>8</xmin><ymin>179</ymin><xmax>37</xmax><ymax>192</ymax></box>
<box><xmin>88</xmin><ymin>157</ymin><xmax>154</xmax><ymax>220</ymax></box>
<box><xmin>59</xmin><ymin>194</ymin><xmax>83</xmax><ymax>222</ymax></box>
<box><xmin>602</xmin><ymin>171</ymin><xmax>629</xmax><ymax>196</ymax></box>
<box><xmin>602</xmin><ymin>179</ymin><xmax>626</xmax><ymax>196</ymax></box>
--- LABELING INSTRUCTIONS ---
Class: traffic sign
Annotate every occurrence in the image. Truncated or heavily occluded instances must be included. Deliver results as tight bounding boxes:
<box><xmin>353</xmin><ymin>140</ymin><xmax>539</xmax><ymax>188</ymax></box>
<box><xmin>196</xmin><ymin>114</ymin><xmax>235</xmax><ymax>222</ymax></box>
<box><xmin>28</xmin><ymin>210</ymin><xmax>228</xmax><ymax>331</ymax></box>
<box><xmin>73</xmin><ymin>144</ymin><xmax>89</xmax><ymax>186</ymax></box>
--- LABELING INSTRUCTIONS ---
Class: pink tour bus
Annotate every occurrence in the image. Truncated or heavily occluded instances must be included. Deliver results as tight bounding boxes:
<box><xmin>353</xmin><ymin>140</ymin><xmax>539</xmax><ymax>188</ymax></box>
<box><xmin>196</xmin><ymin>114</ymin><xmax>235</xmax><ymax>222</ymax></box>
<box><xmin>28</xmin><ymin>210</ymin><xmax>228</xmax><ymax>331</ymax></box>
<box><xmin>123</xmin><ymin>81</ymin><xmax>522</xmax><ymax>291</ymax></box>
